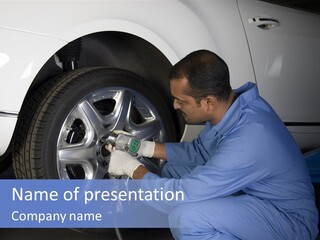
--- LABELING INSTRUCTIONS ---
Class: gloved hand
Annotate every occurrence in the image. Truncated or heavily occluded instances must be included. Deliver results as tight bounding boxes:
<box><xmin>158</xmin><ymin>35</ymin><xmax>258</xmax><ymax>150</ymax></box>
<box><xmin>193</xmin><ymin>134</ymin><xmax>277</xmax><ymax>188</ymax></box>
<box><xmin>108</xmin><ymin>150</ymin><xmax>143</xmax><ymax>178</ymax></box>
<box><xmin>110</xmin><ymin>131</ymin><xmax>155</xmax><ymax>158</ymax></box>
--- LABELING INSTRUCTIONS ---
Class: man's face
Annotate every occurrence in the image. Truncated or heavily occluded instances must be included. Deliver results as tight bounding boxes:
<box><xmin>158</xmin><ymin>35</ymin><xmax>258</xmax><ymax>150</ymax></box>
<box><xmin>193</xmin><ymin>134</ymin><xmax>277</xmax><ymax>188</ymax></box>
<box><xmin>170</xmin><ymin>78</ymin><xmax>210</xmax><ymax>124</ymax></box>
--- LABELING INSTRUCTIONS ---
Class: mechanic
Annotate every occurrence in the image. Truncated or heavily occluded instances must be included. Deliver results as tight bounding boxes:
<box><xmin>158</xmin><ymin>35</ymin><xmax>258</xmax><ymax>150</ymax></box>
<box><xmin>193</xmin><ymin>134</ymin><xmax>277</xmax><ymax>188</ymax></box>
<box><xmin>108</xmin><ymin>50</ymin><xmax>319</xmax><ymax>240</ymax></box>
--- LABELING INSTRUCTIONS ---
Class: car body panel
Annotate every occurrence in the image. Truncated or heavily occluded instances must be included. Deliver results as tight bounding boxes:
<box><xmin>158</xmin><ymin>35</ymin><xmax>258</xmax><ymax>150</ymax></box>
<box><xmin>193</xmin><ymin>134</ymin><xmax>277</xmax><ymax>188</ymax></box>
<box><xmin>238</xmin><ymin>0</ymin><xmax>320</xmax><ymax>150</ymax></box>
<box><xmin>239</xmin><ymin>0</ymin><xmax>320</xmax><ymax>123</ymax></box>
<box><xmin>0</xmin><ymin>0</ymin><xmax>253</xmax><ymax>112</ymax></box>
<box><xmin>0</xmin><ymin>28</ymin><xmax>67</xmax><ymax>111</ymax></box>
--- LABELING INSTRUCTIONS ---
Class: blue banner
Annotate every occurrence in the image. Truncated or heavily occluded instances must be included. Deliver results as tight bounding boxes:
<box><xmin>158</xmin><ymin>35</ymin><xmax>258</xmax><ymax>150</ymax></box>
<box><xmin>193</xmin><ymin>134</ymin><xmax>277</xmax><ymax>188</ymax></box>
<box><xmin>0</xmin><ymin>179</ymin><xmax>184</xmax><ymax>228</ymax></box>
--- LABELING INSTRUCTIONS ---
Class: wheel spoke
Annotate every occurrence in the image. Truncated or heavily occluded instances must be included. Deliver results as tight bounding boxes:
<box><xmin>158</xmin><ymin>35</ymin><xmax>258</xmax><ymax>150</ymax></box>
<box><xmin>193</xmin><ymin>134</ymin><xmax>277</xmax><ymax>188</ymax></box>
<box><xmin>132</xmin><ymin>119</ymin><xmax>161</xmax><ymax>140</ymax></box>
<box><xmin>58</xmin><ymin>145</ymin><xmax>95</xmax><ymax>163</ymax></box>
<box><xmin>94</xmin><ymin>165</ymin><xmax>109</xmax><ymax>179</ymax></box>
<box><xmin>113</xmin><ymin>90</ymin><xmax>132</xmax><ymax>130</ymax></box>
<box><xmin>58</xmin><ymin>145</ymin><xmax>98</xmax><ymax>179</ymax></box>
<box><xmin>77</xmin><ymin>100</ymin><xmax>106</xmax><ymax>138</ymax></box>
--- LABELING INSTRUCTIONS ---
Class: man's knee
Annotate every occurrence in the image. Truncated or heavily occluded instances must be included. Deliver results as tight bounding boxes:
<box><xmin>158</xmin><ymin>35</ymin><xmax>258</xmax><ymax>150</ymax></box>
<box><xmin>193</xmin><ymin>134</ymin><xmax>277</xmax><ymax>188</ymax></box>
<box><xmin>168</xmin><ymin>203</ymin><xmax>206</xmax><ymax>239</ymax></box>
<box><xmin>168</xmin><ymin>203</ymin><xmax>194</xmax><ymax>228</ymax></box>
<box><xmin>168</xmin><ymin>203</ymin><xmax>238</xmax><ymax>240</ymax></box>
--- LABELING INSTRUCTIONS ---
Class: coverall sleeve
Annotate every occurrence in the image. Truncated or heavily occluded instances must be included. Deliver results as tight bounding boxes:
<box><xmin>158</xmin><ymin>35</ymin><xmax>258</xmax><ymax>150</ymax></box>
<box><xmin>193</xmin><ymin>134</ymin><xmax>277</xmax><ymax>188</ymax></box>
<box><xmin>141</xmin><ymin>124</ymin><xmax>270</xmax><ymax>213</ymax></box>
<box><xmin>165</xmin><ymin>140</ymin><xmax>209</xmax><ymax>166</ymax></box>
<box><xmin>164</xmin><ymin>123</ymin><xmax>212</xmax><ymax>166</ymax></box>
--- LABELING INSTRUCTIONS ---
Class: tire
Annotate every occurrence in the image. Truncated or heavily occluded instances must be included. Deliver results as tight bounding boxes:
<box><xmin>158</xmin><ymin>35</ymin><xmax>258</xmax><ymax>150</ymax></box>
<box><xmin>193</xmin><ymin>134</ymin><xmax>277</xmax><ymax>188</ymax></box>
<box><xmin>13</xmin><ymin>67</ymin><xmax>178</xmax><ymax>179</ymax></box>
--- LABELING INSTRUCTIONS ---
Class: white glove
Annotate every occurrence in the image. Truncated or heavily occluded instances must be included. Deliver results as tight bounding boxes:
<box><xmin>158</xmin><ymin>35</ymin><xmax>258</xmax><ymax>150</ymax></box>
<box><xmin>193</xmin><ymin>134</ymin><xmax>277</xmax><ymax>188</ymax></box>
<box><xmin>138</xmin><ymin>140</ymin><xmax>155</xmax><ymax>158</ymax></box>
<box><xmin>108</xmin><ymin>150</ymin><xmax>143</xmax><ymax>178</ymax></box>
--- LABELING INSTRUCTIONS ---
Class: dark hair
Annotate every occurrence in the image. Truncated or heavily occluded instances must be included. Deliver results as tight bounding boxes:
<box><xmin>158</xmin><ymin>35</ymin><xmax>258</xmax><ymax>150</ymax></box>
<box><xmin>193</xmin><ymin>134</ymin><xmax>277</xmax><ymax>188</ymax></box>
<box><xmin>169</xmin><ymin>50</ymin><xmax>231</xmax><ymax>103</ymax></box>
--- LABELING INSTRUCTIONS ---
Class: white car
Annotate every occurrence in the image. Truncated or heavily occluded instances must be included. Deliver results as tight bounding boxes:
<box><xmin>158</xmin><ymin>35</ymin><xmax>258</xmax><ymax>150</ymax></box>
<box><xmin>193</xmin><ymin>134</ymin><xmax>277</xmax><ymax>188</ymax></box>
<box><xmin>1</xmin><ymin>0</ymin><xmax>320</xmax><ymax>180</ymax></box>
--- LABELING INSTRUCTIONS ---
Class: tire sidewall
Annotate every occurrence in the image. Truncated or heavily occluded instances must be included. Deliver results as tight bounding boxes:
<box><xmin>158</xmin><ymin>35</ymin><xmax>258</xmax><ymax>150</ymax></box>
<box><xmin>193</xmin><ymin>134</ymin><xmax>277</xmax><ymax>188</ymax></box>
<box><xmin>34</xmin><ymin>68</ymin><xmax>176</xmax><ymax>178</ymax></box>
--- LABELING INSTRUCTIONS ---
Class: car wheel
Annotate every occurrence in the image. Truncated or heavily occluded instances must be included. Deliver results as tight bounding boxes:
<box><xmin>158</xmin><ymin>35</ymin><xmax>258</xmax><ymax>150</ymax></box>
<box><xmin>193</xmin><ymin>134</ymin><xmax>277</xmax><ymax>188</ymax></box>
<box><xmin>13</xmin><ymin>67</ymin><xmax>178</xmax><ymax>179</ymax></box>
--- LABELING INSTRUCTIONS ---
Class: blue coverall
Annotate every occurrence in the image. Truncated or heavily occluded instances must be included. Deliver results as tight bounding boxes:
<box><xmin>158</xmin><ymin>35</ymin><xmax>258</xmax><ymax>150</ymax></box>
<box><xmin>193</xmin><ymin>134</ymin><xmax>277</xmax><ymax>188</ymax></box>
<box><xmin>142</xmin><ymin>82</ymin><xmax>319</xmax><ymax>239</ymax></box>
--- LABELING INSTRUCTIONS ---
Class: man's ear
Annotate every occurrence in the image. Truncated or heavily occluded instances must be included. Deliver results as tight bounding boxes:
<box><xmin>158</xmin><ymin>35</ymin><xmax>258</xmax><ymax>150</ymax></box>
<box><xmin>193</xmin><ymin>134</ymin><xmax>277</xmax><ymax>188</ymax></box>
<box><xmin>204</xmin><ymin>96</ymin><xmax>216</xmax><ymax>111</ymax></box>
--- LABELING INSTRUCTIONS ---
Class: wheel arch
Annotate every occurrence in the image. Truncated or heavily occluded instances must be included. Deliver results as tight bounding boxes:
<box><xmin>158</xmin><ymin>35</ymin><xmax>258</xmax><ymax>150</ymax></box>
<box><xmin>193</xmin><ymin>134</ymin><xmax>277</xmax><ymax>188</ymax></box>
<box><xmin>22</xmin><ymin>30</ymin><xmax>185</xmax><ymax>141</ymax></box>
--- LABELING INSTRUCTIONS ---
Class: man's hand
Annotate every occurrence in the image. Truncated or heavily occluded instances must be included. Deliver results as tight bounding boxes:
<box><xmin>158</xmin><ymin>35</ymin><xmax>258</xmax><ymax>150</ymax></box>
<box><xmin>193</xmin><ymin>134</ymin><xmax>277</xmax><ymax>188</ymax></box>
<box><xmin>112</xmin><ymin>132</ymin><xmax>155</xmax><ymax>158</ymax></box>
<box><xmin>108</xmin><ymin>150</ymin><xmax>143</xmax><ymax>178</ymax></box>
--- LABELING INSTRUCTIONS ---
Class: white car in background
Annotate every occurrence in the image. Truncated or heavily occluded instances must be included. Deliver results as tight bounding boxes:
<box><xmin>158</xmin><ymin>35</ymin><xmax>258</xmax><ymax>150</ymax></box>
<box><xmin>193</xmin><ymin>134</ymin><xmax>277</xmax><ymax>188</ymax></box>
<box><xmin>0</xmin><ymin>0</ymin><xmax>320</xmax><ymax>181</ymax></box>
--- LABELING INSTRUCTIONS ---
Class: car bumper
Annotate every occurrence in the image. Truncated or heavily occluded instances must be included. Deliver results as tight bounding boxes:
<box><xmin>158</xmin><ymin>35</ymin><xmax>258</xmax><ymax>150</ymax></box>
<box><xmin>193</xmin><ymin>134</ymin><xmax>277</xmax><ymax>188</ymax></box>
<box><xmin>0</xmin><ymin>112</ymin><xmax>17</xmax><ymax>156</ymax></box>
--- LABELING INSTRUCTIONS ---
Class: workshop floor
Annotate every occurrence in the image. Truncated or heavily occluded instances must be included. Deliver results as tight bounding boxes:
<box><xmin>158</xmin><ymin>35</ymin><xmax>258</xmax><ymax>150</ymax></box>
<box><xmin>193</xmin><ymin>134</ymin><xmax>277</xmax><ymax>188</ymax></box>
<box><xmin>0</xmin><ymin>228</ymin><xmax>174</xmax><ymax>240</ymax></box>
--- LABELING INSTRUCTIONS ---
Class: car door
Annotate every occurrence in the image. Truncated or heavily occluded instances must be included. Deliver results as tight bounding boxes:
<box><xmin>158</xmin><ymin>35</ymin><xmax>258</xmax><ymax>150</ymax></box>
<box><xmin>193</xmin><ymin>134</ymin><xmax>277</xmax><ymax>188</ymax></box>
<box><xmin>237</xmin><ymin>0</ymin><xmax>320</xmax><ymax>125</ymax></box>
